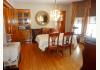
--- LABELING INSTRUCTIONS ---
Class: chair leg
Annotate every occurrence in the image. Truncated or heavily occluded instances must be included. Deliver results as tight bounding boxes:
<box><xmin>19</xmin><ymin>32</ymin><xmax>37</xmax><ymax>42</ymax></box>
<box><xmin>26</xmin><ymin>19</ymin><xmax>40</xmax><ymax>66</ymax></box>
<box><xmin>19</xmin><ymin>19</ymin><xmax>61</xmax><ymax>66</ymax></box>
<box><xmin>70</xmin><ymin>47</ymin><xmax>71</xmax><ymax>55</ymax></box>
<box><xmin>57</xmin><ymin>47</ymin><xmax>63</xmax><ymax>56</ymax></box>
<box><xmin>61</xmin><ymin>49</ymin><xmax>63</xmax><ymax>56</ymax></box>
<box><xmin>57</xmin><ymin>48</ymin><xmax>58</xmax><ymax>54</ymax></box>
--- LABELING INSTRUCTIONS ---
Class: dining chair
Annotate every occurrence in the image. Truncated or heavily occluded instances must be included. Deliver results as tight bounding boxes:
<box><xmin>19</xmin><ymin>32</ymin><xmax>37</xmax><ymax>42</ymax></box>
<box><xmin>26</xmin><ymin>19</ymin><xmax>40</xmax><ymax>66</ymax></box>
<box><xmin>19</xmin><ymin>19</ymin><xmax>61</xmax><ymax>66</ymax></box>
<box><xmin>47</xmin><ymin>33</ymin><xmax>59</xmax><ymax>54</ymax></box>
<box><xmin>59</xmin><ymin>32</ymin><xmax>73</xmax><ymax>55</ymax></box>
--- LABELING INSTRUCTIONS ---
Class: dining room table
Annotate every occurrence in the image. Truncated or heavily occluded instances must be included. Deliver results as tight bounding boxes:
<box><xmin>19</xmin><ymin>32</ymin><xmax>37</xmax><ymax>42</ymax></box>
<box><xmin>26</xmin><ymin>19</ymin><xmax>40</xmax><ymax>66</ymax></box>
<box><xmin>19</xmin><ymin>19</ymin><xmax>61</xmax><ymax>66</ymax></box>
<box><xmin>35</xmin><ymin>33</ymin><xmax>78</xmax><ymax>51</ymax></box>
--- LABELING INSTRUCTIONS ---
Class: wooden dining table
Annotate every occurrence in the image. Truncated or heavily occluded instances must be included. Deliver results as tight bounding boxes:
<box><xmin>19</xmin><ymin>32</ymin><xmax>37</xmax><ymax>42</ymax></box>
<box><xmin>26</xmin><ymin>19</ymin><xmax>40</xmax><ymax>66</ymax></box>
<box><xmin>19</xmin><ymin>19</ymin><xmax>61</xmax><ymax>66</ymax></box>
<box><xmin>35</xmin><ymin>33</ymin><xmax>78</xmax><ymax>51</ymax></box>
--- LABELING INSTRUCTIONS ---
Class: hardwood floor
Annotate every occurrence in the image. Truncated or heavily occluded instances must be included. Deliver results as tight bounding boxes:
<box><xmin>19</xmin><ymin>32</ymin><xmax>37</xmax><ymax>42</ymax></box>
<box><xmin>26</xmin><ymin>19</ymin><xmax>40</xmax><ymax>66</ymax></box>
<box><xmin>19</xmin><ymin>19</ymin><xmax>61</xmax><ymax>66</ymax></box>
<box><xmin>19</xmin><ymin>42</ymin><xmax>84</xmax><ymax>70</ymax></box>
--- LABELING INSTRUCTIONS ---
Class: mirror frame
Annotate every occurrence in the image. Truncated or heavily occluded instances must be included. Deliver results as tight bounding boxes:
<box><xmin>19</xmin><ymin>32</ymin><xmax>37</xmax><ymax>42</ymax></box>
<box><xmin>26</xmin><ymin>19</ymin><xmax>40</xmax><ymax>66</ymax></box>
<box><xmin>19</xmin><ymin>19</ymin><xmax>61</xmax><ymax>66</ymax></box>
<box><xmin>35</xmin><ymin>11</ymin><xmax>49</xmax><ymax>26</ymax></box>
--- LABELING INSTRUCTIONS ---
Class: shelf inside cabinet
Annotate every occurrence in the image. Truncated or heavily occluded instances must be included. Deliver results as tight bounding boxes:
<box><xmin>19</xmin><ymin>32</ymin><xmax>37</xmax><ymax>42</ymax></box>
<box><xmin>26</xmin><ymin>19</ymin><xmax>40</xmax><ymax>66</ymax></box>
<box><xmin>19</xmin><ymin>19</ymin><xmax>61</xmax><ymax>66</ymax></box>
<box><xmin>17</xmin><ymin>9</ymin><xmax>31</xmax><ymax>30</ymax></box>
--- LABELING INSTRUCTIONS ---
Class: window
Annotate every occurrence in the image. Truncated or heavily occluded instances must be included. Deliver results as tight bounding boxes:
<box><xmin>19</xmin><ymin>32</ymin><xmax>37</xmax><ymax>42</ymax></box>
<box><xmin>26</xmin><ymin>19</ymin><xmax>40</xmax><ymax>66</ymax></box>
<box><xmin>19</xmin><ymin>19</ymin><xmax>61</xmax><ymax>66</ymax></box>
<box><xmin>73</xmin><ymin>16</ymin><xmax>96</xmax><ymax>39</ymax></box>
<box><xmin>86</xmin><ymin>16</ymin><xmax>96</xmax><ymax>38</ymax></box>
<box><xmin>73</xmin><ymin>17</ymin><xmax>82</xmax><ymax>34</ymax></box>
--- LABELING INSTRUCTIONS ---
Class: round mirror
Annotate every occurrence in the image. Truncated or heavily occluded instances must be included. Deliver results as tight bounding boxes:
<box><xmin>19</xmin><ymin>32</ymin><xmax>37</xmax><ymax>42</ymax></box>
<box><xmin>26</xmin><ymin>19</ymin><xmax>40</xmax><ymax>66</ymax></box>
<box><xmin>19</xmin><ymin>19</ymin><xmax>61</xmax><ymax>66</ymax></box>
<box><xmin>35</xmin><ymin>11</ymin><xmax>49</xmax><ymax>26</ymax></box>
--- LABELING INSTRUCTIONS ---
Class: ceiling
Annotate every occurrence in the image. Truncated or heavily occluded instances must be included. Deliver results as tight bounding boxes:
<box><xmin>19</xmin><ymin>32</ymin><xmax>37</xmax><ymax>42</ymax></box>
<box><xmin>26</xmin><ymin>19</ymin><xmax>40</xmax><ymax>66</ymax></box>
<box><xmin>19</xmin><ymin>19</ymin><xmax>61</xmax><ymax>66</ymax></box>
<box><xmin>9</xmin><ymin>0</ymin><xmax>83</xmax><ymax>5</ymax></box>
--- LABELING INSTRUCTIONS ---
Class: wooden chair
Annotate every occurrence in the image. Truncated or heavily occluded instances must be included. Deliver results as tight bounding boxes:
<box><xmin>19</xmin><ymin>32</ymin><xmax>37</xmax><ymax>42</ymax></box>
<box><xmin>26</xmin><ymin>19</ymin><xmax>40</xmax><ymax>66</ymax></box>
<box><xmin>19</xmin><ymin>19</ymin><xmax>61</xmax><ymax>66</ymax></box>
<box><xmin>47</xmin><ymin>33</ymin><xmax>59</xmax><ymax>54</ymax></box>
<box><xmin>59</xmin><ymin>32</ymin><xmax>73</xmax><ymax>55</ymax></box>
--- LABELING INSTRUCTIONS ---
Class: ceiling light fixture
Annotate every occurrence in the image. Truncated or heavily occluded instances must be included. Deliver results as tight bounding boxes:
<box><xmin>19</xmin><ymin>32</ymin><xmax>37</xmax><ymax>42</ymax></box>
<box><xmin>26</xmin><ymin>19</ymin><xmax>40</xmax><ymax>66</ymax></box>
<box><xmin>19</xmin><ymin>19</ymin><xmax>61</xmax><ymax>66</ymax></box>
<box><xmin>50</xmin><ymin>0</ymin><xmax>61</xmax><ymax>21</ymax></box>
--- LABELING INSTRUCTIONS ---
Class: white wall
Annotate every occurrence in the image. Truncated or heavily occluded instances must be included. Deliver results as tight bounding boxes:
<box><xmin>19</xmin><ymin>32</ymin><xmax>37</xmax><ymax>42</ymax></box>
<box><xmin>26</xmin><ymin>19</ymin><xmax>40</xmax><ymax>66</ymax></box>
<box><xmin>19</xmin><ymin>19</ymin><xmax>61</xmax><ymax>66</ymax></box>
<box><xmin>10</xmin><ymin>2</ymin><xmax>67</xmax><ymax>29</ymax></box>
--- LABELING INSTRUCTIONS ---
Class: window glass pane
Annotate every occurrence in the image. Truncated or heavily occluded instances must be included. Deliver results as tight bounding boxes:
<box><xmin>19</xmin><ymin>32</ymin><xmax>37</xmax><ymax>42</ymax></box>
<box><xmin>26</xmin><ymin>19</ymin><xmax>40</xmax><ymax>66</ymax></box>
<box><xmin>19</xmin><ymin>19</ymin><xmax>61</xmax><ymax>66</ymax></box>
<box><xmin>88</xmin><ymin>16</ymin><xmax>96</xmax><ymax>24</ymax></box>
<box><xmin>86</xmin><ymin>16</ymin><xmax>96</xmax><ymax>38</ymax></box>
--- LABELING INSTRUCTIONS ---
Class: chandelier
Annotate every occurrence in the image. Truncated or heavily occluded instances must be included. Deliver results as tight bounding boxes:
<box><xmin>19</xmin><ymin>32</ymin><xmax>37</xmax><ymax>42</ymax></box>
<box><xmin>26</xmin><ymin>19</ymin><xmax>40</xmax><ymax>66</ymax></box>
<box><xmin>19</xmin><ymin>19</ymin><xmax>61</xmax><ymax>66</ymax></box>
<box><xmin>50</xmin><ymin>0</ymin><xmax>61</xmax><ymax>21</ymax></box>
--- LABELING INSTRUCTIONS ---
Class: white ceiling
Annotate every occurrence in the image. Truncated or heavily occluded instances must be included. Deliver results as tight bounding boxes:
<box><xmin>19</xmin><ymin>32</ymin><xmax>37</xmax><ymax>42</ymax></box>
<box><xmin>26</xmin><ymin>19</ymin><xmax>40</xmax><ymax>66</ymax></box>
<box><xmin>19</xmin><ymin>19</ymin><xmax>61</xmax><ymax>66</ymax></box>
<box><xmin>9</xmin><ymin>0</ymin><xmax>83</xmax><ymax>5</ymax></box>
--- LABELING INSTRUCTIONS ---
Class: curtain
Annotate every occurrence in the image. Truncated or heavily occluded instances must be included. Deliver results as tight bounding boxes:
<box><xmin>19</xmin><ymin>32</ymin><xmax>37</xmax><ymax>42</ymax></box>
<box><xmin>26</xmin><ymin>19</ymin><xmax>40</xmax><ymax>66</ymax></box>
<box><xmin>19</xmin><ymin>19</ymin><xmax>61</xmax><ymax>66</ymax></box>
<box><xmin>70</xmin><ymin>3</ymin><xmax>78</xmax><ymax>31</ymax></box>
<box><xmin>82</xmin><ymin>8</ymin><xmax>90</xmax><ymax>36</ymax></box>
<box><xmin>70</xmin><ymin>0</ymin><xmax>91</xmax><ymax>35</ymax></box>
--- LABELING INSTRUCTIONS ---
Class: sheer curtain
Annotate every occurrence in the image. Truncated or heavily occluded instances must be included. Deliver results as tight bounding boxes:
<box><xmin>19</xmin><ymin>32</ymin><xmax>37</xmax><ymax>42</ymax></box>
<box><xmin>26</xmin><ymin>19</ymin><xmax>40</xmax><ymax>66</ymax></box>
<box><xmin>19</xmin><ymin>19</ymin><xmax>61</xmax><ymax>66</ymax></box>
<box><xmin>70</xmin><ymin>3</ymin><xmax>78</xmax><ymax>31</ymax></box>
<box><xmin>86</xmin><ymin>16</ymin><xmax>96</xmax><ymax>38</ymax></box>
<box><xmin>81</xmin><ymin>7</ymin><xmax>90</xmax><ymax>36</ymax></box>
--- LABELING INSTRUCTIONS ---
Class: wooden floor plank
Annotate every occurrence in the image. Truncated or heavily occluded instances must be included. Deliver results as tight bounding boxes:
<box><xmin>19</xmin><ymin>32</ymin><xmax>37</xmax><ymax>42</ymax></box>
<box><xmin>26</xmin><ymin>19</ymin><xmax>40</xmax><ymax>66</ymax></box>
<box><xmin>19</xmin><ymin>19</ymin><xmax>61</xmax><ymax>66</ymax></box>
<box><xmin>19</xmin><ymin>43</ymin><xmax>83</xmax><ymax>70</ymax></box>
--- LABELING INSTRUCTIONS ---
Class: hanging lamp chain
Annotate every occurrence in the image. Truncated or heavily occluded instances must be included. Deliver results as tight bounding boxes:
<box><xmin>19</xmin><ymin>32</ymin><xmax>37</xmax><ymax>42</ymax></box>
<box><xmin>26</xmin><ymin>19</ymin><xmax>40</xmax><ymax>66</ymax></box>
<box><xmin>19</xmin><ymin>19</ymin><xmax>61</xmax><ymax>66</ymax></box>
<box><xmin>55</xmin><ymin>0</ymin><xmax>56</xmax><ymax>5</ymax></box>
<box><xmin>54</xmin><ymin>0</ymin><xmax>57</xmax><ymax>9</ymax></box>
